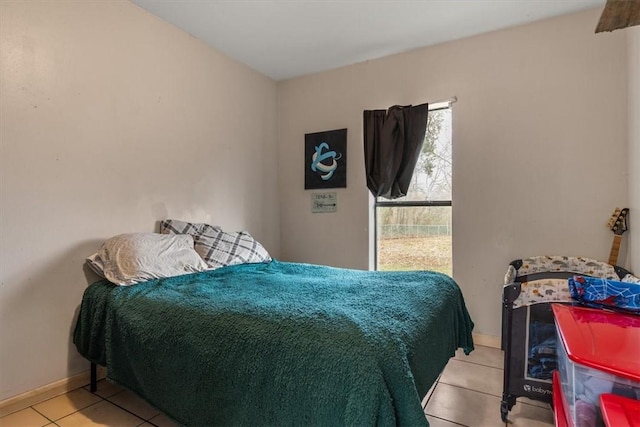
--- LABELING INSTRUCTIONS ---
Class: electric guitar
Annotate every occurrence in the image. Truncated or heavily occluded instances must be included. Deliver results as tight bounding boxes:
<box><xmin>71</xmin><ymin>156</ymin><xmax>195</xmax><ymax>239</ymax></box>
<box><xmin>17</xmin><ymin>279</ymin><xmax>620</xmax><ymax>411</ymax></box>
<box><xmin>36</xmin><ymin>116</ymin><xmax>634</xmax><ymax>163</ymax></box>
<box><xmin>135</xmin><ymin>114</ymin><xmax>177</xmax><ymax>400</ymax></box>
<box><xmin>607</xmin><ymin>207</ymin><xmax>629</xmax><ymax>266</ymax></box>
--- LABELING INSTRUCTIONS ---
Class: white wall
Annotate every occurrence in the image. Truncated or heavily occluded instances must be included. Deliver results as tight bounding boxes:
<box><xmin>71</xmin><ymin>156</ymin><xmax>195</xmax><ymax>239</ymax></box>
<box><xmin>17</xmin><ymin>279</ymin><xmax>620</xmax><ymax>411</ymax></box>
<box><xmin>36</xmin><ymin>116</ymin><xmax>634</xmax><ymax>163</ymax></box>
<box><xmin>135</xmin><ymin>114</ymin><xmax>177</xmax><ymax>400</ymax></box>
<box><xmin>0</xmin><ymin>1</ymin><xmax>280</xmax><ymax>400</ymax></box>
<box><xmin>629</xmin><ymin>27</ymin><xmax>640</xmax><ymax>273</ymax></box>
<box><xmin>278</xmin><ymin>9</ymin><xmax>628</xmax><ymax>338</ymax></box>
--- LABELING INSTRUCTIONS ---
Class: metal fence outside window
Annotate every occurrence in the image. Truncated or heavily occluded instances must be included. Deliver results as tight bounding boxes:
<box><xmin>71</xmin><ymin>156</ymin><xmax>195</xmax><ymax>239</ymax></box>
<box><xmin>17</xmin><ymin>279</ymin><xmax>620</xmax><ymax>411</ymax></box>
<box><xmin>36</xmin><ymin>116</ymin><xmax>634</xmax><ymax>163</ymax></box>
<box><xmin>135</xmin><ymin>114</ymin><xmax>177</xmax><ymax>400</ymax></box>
<box><xmin>379</xmin><ymin>224</ymin><xmax>451</xmax><ymax>239</ymax></box>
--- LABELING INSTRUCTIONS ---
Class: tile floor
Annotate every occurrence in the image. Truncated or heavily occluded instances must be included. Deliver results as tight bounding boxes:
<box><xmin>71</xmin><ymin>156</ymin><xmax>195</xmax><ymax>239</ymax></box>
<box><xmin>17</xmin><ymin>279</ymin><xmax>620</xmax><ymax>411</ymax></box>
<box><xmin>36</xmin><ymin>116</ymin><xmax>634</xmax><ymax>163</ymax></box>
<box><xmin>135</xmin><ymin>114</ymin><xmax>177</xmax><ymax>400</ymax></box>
<box><xmin>424</xmin><ymin>345</ymin><xmax>554</xmax><ymax>426</ymax></box>
<box><xmin>1</xmin><ymin>345</ymin><xmax>554</xmax><ymax>427</ymax></box>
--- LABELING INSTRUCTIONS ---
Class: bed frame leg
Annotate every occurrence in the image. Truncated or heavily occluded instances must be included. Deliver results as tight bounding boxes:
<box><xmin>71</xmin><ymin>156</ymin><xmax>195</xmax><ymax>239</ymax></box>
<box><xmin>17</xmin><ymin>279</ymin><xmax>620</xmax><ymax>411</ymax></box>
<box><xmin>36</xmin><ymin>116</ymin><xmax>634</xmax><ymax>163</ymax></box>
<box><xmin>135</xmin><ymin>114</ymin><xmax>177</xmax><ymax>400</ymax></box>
<box><xmin>90</xmin><ymin>363</ymin><xmax>97</xmax><ymax>393</ymax></box>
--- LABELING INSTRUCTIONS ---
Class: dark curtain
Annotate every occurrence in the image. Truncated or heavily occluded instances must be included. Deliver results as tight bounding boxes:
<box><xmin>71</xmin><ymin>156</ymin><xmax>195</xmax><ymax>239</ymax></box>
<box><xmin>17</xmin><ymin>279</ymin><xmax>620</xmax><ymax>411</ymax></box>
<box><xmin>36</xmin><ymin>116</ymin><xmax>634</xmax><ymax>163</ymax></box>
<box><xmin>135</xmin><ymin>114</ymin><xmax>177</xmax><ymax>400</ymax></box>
<box><xmin>363</xmin><ymin>103</ymin><xmax>429</xmax><ymax>199</ymax></box>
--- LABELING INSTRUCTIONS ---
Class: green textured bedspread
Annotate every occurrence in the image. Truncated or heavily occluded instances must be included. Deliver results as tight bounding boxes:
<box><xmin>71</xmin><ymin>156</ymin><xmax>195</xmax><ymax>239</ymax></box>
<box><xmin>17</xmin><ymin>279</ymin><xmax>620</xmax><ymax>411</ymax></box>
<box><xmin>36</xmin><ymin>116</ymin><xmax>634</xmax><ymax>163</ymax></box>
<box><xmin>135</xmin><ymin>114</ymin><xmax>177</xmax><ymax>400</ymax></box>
<box><xmin>74</xmin><ymin>260</ymin><xmax>474</xmax><ymax>426</ymax></box>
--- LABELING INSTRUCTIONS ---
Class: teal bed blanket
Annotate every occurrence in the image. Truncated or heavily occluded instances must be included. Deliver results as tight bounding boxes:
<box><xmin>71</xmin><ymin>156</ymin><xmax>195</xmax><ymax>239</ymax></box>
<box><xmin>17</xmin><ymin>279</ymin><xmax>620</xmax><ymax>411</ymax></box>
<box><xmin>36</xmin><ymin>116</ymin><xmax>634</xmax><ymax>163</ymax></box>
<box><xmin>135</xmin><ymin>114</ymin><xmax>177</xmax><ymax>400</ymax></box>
<box><xmin>74</xmin><ymin>260</ymin><xmax>474</xmax><ymax>426</ymax></box>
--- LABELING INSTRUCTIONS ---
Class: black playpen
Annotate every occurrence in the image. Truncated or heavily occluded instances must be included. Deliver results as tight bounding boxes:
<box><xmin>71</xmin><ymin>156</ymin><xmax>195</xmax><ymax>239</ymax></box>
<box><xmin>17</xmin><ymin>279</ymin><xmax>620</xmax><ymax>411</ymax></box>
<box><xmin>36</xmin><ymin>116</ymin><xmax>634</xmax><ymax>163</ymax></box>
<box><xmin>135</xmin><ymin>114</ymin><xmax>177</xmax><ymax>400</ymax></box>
<box><xmin>500</xmin><ymin>255</ymin><xmax>633</xmax><ymax>422</ymax></box>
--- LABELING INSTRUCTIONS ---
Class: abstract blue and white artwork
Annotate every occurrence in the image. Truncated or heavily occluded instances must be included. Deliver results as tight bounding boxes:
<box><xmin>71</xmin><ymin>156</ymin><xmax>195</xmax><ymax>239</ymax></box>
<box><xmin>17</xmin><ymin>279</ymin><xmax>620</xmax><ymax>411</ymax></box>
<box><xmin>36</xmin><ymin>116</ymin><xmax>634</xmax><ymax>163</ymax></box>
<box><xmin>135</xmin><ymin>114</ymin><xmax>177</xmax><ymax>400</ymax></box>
<box><xmin>305</xmin><ymin>128</ymin><xmax>347</xmax><ymax>189</ymax></box>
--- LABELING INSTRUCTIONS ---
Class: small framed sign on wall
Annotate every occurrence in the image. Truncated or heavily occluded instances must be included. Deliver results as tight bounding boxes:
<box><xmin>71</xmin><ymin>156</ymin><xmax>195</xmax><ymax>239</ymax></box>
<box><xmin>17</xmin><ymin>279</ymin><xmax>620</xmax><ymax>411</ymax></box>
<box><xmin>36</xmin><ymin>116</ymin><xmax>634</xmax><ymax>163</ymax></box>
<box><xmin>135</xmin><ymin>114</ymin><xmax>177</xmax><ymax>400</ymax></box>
<box><xmin>304</xmin><ymin>128</ymin><xmax>347</xmax><ymax>190</ymax></box>
<box><xmin>311</xmin><ymin>192</ymin><xmax>337</xmax><ymax>213</ymax></box>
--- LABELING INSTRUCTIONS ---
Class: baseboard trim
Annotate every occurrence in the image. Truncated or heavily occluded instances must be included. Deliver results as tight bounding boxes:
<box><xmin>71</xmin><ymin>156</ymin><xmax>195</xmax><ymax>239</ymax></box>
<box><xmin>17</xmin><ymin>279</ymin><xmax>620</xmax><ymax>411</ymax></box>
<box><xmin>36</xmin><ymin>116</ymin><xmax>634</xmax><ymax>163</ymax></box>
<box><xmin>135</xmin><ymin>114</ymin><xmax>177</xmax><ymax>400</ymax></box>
<box><xmin>472</xmin><ymin>332</ymin><xmax>501</xmax><ymax>349</ymax></box>
<box><xmin>0</xmin><ymin>366</ymin><xmax>106</xmax><ymax>417</ymax></box>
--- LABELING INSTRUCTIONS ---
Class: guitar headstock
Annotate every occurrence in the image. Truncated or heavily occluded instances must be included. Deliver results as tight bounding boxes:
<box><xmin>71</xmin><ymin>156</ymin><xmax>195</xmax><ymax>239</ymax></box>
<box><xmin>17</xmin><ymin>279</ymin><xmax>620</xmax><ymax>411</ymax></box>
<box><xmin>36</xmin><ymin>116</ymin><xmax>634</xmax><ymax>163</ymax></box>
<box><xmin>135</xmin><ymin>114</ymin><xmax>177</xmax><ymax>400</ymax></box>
<box><xmin>607</xmin><ymin>207</ymin><xmax>629</xmax><ymax>235</ymax></box>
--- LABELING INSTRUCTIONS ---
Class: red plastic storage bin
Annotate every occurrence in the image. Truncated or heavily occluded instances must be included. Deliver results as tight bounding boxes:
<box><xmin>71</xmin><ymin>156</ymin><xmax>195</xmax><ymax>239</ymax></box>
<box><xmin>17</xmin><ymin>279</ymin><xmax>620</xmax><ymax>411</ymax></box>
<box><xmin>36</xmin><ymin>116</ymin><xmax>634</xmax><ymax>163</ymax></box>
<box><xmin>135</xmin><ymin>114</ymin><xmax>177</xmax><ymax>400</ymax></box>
<box><xmin>554</xmin><ymin>370</ymin><xmax>570</xmax><ymax>427</ymax></box>
<box><xmin>552</xmin><ymin>304</ymin><xmax>640</xmax><ymax>427</ymax></box>
<box><xmin>599</xmin><ymin>394</ymin><xmax>640</xmax><ymax>427</ymax></box>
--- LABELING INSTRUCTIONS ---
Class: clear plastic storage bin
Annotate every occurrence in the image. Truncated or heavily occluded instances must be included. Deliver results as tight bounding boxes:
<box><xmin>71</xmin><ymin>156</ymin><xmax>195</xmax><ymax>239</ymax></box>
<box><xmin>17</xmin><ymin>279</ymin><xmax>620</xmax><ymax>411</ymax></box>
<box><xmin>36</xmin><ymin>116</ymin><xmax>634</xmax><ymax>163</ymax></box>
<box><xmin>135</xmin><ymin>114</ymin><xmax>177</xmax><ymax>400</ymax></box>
<box><xmin>552</xmin><ymin>304</ymin><xmax>640</xmax><ymax>427</ymax></box>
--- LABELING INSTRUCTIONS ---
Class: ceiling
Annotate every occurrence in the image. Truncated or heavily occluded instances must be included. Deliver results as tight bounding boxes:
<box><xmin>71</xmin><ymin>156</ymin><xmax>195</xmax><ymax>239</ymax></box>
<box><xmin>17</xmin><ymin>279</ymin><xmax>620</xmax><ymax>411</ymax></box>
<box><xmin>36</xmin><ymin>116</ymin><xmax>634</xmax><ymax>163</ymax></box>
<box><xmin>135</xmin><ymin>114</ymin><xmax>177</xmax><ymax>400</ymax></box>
<box><xmin>131</xmin><ymin>0</ymin><xmax>605</xmax><ymax>81</ymax></box>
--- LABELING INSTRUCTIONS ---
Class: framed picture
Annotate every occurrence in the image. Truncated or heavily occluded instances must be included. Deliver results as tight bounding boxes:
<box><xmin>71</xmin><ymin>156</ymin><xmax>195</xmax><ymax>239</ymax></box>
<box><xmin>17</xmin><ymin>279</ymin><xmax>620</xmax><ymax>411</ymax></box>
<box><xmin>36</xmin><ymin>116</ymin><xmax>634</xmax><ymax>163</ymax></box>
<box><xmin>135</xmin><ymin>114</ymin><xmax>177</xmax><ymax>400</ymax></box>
<box><xmin>304</xmin><ymin>128</ymin><xmax>347</xmax><ymax>189</ymax></box>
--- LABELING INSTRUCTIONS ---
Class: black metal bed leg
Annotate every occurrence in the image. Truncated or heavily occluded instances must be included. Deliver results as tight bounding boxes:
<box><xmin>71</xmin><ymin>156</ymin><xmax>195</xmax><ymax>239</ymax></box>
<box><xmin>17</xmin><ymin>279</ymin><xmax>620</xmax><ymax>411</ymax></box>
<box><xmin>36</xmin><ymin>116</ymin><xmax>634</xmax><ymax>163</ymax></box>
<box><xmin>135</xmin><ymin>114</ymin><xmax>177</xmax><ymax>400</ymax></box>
<box><xmin>90</xmin><ymin>363</ymin><xmax>97</xmax><ymax>393</ymax></box>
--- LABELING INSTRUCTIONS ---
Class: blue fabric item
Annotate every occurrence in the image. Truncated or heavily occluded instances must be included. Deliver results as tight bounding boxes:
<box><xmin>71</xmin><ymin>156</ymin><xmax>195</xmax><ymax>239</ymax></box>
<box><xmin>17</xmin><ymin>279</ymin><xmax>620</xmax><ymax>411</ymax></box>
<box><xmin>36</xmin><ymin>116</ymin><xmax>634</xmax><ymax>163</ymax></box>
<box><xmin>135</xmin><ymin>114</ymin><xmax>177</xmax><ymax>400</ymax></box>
<box><xmin>74</xmin><ymin>260</ymin><xmax>475</xmax><ymax>427</ymax></box>
<box><xmin>528</xmin><ymin>321</ymin><xmax>557</xmax><ymax>380</ymax></box>
<box><xmin>569</xmin><ymin>275</ymin><xmax>640</xmax><ymax>311</ymax></box>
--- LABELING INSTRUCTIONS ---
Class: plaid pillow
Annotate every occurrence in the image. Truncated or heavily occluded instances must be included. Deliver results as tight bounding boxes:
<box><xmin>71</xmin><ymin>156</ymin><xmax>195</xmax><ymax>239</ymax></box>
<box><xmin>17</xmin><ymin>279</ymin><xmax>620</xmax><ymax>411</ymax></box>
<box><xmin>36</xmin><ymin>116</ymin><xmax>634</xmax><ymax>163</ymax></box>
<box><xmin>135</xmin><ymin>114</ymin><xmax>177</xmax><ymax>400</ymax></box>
<box><xmin>160</xmin><ymin>219</ymin><xmax>221</xmax><ymax>236</ymax></box>
<box><xmin>195</xmin><ymin>230</ymin><xmax>272</xmax><ymax>269</ymax></box>
<box><xmin>160</xmin><ymin>219</ymin><xmax>271</xmax><ymax>269</ymax></box>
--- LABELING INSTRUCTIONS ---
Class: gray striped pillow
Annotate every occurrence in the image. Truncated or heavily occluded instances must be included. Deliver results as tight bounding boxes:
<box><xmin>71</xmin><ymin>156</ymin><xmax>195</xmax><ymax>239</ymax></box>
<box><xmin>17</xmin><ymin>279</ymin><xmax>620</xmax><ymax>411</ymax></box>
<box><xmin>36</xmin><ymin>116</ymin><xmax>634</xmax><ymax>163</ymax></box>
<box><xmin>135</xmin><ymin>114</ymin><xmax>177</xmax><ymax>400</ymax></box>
<box><xmin>194</xmin><ymin>230</ymin><xmax>272</xmax><ymax>269</ymax></box>
<box><xmin>159</xmin><ymin>219</ymin><xmax>221</xmax><ymax>236</ymax></box>
<box><xmin>160</xmin><ymin>219</ymin><xmax>271</xmax><ymax>269</ymax></box>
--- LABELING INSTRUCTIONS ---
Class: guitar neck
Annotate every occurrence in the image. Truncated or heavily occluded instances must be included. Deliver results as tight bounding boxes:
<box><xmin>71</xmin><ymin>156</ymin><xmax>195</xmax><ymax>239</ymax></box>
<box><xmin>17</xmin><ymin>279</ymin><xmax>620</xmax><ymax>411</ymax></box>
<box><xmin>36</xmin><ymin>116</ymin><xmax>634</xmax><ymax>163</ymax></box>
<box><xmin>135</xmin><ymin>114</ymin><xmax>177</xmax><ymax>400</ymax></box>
<box><xmin>608</xmin><ymin>234</ymin><xmax>622</xmax><ymax>266</ymax></box>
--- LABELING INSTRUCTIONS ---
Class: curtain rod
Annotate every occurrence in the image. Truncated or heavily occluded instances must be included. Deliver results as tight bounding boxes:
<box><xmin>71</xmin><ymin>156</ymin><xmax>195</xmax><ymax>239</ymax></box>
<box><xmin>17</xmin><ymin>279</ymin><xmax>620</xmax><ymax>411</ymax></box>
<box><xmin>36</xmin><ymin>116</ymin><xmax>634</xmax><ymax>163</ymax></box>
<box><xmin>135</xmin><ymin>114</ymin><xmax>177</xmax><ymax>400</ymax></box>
<box><xmin>368</xmin><ymin>96</ymin><xmax>457</xmax><ymax>111</ymax></box>
<box><xmin>430</xmin><ymin>96</ymin><xmax>457</xmax><ymax>106</ymax></box>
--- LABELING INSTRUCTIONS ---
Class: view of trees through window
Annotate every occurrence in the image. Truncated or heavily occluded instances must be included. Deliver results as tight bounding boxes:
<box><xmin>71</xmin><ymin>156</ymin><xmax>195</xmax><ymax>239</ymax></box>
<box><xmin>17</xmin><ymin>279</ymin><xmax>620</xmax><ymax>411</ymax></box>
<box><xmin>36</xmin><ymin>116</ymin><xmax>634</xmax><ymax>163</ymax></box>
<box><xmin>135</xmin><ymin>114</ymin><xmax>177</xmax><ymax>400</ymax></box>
<box><xmin>376</xmin><ymin>107</ymin><xmax>452</xmax><ymax>275</ymax></box>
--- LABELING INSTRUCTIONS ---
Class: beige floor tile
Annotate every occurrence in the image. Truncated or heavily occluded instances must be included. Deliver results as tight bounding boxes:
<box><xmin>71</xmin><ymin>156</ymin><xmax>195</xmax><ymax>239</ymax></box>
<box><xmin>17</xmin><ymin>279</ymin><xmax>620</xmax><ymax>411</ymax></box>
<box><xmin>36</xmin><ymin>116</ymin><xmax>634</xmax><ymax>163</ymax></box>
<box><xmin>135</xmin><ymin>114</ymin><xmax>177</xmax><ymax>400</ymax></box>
<box><xmin>516</xmin><ymin>396</ymin><xmax>551</xmax><ymax>409</ymax></box>
<box><xmin>0</xmin><ymin>407</ymin><xmax>50</xmax><ymax>427</ymax></box>
<box><xmin>148</xmin><ymin>413</ymin><xmax>181</xmax><ymax>427</ymax></box>
<box><xmin>425</xmin><ymin>383</ymin><xmax>505</xmax><ymax>427</ymax></box>
<box><xmin>85</xmin><ymin>380</ymin><xmax>125</xmax><ymax>399</ymax></box>
<box><xmin>426</xmin><ymin>415</ymin><xmax>465</xmax><ymax>427</ymax></box>
<box><xmin>439</xmin><ymin>358</ymin><xmax>503</xmax><ymax>397</ymax></box>
<box><xmin>506</xmin><ymin>401</ymin><xmax>554</xmax><ymax>426</ymax></box>
<box><xmin>107</xmin><ymin>390</ymin><xmax>159</xmax><ymax>420</ymax></box>
<box><xmin>455</xmin><ymin>345</ymin><xmax>504</xmax><ymax>369</ymax></box>
<box><xmin>32</xmin><ymin>388</ymin><xmax>101</xmax><ymax>421</ymax></box>
<box><xmin>56</xmin><ymin>401</ymin><xmax>144</xmax><ymax>427</ymax></box>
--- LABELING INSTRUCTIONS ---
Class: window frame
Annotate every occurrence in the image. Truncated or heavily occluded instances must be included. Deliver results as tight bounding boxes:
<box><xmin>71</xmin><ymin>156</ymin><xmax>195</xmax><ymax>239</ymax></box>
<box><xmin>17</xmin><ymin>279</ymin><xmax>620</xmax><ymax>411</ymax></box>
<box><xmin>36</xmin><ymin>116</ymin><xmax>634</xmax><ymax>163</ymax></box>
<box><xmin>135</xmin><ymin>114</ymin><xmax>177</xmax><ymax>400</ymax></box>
<box><xmin>373</xmin><ymin>104</ymin><xmax>452</xmax><ymax>271</ymax></box>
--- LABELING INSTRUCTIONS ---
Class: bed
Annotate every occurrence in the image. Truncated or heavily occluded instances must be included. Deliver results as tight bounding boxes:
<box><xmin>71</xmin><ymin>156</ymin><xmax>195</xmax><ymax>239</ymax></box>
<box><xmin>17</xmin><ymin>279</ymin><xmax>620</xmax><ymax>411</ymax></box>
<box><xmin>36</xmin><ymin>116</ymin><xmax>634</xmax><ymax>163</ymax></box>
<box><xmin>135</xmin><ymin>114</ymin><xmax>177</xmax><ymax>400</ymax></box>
<box><xmin>74</xmin><ymin>227</ymin><xmax>474</xmax><ymax>426</ymax></box>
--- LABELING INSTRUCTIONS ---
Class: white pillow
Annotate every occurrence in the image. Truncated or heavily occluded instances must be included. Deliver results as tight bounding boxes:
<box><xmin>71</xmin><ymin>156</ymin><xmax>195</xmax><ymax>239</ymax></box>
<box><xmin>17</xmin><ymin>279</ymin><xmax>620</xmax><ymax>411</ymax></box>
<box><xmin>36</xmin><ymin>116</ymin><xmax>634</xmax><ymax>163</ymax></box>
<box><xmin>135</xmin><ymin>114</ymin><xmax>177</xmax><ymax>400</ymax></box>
<box><xmin>86</xmin><ymin>252</ymin><xmax>106</xmax><ymax>278</ymax></box>
<box><xmin>96</xmin><ymin>233</ymin><xmax>208</xmax><ymax>286</ymax></box>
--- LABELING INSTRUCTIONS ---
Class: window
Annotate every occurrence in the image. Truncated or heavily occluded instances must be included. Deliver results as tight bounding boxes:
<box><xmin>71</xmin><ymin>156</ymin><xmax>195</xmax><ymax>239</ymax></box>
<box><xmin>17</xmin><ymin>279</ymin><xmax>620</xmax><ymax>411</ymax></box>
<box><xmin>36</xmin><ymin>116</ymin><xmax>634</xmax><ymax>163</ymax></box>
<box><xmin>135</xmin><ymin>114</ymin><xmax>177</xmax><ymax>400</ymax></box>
<box><xmin>375</xmin><ymin>105</ymin><xmax>452</xmax><ymax>275</ymax></box>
